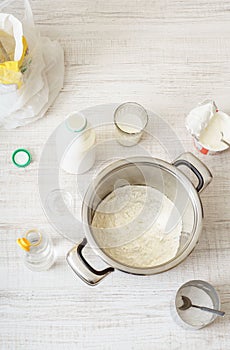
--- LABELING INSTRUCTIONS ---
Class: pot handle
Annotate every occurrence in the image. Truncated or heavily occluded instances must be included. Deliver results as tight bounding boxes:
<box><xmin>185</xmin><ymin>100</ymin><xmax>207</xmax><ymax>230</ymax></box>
<box><xmin>66</xmin><ymin>238</ymin><xmax>114</xmax><ymax>286</ymax></box>
<box><xmin>172</xmin><ymin>152</ymin><xmax>212</xmax><ymax>192</ymax></box>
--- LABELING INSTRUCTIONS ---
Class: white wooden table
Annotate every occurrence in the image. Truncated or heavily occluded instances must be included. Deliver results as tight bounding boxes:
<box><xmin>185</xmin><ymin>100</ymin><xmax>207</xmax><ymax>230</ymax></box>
<box><xmin>1</xmin><ymin>0</ymin><xmax>230</xmax><ymax>349</ymax></box>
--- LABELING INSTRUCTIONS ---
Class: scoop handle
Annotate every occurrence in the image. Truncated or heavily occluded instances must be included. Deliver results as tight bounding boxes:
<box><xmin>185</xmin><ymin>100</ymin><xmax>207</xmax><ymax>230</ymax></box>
<box><xmin>192</xmin><ymin>305</ymin><xmax>225</xmax><ymax>317</ymax></box>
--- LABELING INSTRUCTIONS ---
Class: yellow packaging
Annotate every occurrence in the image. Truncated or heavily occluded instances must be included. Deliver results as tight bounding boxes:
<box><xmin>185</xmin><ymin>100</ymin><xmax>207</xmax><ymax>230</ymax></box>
<box><xmin>0</xmin><ymin>14</ymin><xmax>28</xmax><ymax>88</ymax></box>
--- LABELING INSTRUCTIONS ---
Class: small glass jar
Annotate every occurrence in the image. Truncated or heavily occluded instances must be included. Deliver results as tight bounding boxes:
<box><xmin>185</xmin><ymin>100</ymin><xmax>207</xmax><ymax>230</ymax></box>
<box><xmin>114</xmin><ymin>102</ymin><xmax>148</xmax><ymax>146</ymax></box>
<box><xmin>17</xmin><ymin>229</ymin><xmax>55</xmax><ymax>271</ymax></box>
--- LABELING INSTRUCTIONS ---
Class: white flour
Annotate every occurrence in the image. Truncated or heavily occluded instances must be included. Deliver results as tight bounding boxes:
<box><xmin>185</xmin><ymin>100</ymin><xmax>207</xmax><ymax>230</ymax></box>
<box><xmin>92</xmin><ymin>185</ymin><xmax>182</xmax><ymax>268</ymax></box>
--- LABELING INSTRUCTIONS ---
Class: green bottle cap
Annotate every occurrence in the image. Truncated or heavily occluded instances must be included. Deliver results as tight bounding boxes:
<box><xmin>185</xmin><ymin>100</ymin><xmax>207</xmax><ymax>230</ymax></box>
<box><xmin>12</xmin><ymin>149</ymin><xmax>31</xmax><ymax>168</ymax></box>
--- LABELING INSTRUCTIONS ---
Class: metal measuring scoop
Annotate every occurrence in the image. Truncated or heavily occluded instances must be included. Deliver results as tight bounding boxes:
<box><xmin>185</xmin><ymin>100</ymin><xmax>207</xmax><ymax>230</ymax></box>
<box><xmin>179</xmin><ymin>295</ymin><xmax>225</xmax><ymax>317</ymax></box>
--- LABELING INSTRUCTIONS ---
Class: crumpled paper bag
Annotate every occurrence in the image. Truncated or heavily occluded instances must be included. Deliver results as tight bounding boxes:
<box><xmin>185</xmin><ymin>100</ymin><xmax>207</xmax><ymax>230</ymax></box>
<box><xmin>0</xmin><ymin>0</ymin><xmax>64</xmax><ymax>129</ymax></box>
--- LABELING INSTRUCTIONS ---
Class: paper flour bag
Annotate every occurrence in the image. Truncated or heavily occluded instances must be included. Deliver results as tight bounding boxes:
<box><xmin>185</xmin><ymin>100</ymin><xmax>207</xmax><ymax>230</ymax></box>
<box><xmin>0</xmin><ymin>0</ymin><xmax>64</xmax><ymax>129</ymax></box>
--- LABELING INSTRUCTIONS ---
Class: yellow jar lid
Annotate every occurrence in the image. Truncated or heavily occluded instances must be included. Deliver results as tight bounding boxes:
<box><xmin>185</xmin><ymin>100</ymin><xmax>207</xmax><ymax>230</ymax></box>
<box><xmin>17</xmin><ymin>237</ymin><xmax>31</xmax><ymax>251</ymax></box>
<box><xmin>17</xmin><ymin>229</ymin><xmax>42</xmax><ymax>252</ymax></box>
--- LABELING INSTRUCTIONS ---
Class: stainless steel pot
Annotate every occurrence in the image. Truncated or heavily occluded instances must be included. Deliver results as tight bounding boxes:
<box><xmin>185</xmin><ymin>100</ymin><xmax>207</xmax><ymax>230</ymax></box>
<box><xmin>66</xmin><ymin>152</ymin><xmax>212</xmax><ymax>286</ymax></box>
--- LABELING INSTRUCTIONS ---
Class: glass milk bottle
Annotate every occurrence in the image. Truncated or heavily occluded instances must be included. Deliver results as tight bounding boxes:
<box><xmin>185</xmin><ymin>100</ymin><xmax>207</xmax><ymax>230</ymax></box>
<box><xmin>17</xmin><ymin>229</ymin><xmax>55</xmax><ymax>271</ymax></box>
<box><xmin>61</xmin><ymin>112</ymin><xmax>96</xmax><ymax>174</ymax></box>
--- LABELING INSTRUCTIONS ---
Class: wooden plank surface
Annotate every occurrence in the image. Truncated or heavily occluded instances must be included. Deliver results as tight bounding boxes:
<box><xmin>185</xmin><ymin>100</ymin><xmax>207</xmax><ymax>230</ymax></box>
<box><xmin>0</xmin><ymin>0</ymin><xmax>230</xmax><ymax>349</ymax></box>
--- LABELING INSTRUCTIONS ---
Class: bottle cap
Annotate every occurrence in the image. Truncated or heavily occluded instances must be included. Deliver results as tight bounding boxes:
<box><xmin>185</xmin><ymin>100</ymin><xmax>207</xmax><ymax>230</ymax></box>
<box><xmin>17</xmin><ymin>237</ymin><xmax>31</xmax><ymax>251</ymax></box>
<box><xmin>65</xmin><ymin>112</ymin><xmax>87</xmax><ymax>132</ymax></box>
<box><xmin>17</xmin><ymin>230</ymin><xmax>42</xmax><ymax>252</ymax></box>
<box><xmin>12</xmin><ymin>149</ymin><xmax>31</xmax><ymax>168</ymax></box>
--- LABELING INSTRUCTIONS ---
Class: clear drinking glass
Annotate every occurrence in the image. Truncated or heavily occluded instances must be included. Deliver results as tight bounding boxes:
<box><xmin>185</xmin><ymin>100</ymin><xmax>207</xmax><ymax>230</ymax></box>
<box><xmin>114</xmin><ymin>102</ymin><xmax>148</xmax><ymax>146</ymax></box>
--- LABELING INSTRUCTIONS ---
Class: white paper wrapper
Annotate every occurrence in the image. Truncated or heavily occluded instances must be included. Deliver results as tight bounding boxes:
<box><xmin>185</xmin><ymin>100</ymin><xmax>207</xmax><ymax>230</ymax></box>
<box><xmin>186</xmin><ymin>100</ymin><xmax>217</xmax><ymax>139</ymax></box>
<box><xmin>0</xmin><ymin>13</ymin><xmax>24</xmax><ymax>61</ymax></box>
<box><xmin>186</xmin><ymin>100</ymin><xmax>230</xmax><ymax>154</ymax></box>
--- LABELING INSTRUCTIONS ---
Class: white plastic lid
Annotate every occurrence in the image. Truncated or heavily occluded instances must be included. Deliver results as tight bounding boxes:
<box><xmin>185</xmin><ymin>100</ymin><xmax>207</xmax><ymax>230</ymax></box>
<box><xmin>65</xmin><ymin>112</ymin><xmax>87</xmax><ymax>132</ymax></box>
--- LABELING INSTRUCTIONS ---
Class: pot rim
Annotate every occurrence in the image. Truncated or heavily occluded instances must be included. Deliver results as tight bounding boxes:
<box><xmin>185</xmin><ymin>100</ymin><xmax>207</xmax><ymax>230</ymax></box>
<box><xmin>82</xmin><ymin>156</ymin><xmax>203</xmax><ymax>275</ymax></box>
